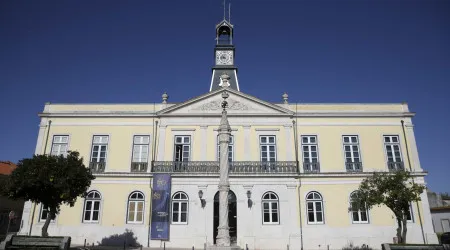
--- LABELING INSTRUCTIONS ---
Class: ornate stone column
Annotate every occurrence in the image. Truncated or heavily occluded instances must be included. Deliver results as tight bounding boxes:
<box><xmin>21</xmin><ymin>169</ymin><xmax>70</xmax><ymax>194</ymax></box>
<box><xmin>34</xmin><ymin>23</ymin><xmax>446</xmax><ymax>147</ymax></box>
<box><xmin>216</xmin><ymin>77</ymin><xmax>232</xmax><ymax>247</ymax></box>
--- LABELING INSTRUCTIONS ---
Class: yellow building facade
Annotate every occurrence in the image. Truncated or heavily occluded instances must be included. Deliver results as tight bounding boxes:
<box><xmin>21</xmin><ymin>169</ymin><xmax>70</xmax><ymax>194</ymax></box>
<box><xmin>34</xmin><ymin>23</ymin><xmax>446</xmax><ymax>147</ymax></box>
<box><xmin>19</xmin><ymin>18</ymin><xmax>438</xmax><ymax>250</ymax></box>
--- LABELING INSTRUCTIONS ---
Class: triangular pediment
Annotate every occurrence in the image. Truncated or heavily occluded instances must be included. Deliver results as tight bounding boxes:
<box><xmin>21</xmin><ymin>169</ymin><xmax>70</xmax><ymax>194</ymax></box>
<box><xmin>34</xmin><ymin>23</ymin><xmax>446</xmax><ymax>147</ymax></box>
<box><xmin>157</xmin><ymin>88</ymin><xmax>293</xmax><ymax>116</ymax></box>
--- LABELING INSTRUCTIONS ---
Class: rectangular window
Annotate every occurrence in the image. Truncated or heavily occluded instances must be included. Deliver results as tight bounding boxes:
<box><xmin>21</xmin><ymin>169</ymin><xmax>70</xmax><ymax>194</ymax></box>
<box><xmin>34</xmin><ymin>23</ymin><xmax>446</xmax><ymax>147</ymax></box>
<box><xmin>84</xmin><ymin>200</ymin><xmax>100</xmax><ymax>222</ymax></box>
<box><xmin>174</xmin><ymin>136</ymin><xmax>190</xmax><ymax>162</ymax></box>
<box><xmin>217</xmin><ymin>135</ymin><xmax>233</xmax><ymax>162</ymax></box>
<box><xmin>260</xmin><ymin>136</ymin><xmax>276</xmax><ymax>162</ymax></box>
<box><xmin>406</xmin><ymin>203</ymin><xmax>413</xmax><ymax>222</ymax></box>
<box><xmin>343</xmin><ymin>135</ymin><xmax>362</xmax><ymax>171</ymax></box>
<box><xmin>90</xmin><ymin>136</ymin><xmax>109</xmax><ymax>163</ymax></box>
<box><xmin>302</xmin><ymin>136</ymin><xmax>320</xmax><ymax>172</ymax></box>
<box><xmin>51</xmin><ymin>135</ymin><xmax>69</xmax><ymax>156</ymax></box>
<box><xmin>384</xmin><ymin>135</ymin><xmax>404</xmax><ymax>170</ymax></box>
<box><xmin>132</xmin><ymin>135</ymin><xmax>150</xmax><ymax>163</ymax></box>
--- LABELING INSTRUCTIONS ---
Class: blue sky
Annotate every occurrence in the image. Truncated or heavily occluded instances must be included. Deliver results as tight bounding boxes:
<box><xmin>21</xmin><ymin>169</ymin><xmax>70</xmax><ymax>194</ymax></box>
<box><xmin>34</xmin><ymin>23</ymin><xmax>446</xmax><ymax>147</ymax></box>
<box><xmin>0</xmin><ymin>0</ymin><xmax>449</xmax><ymax>192</ymax></box>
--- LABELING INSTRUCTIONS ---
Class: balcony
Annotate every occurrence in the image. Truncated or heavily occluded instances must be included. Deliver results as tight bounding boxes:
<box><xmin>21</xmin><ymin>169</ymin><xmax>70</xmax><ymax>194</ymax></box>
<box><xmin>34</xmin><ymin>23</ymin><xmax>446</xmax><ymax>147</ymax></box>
<box><xmin>346</xmin><ymin>162</ymin><xmax>363</xmax><ymax>172</ymax></box>
<box><xmin>303</xmin><ymin>162</ymin><xmax>320</xmax><ymax>173</ymax></box>
<box><xmin>388</xmin><ymin>161</ymin><xmax>404</xmax><ymax>171</ymax></box>
<box><xmin>89</xmin><ymin>162</ymin><xmax>105</xmax><ymax>173</ymax></box>
<box><xmin>131</xmin><ymin>162</ymin><xmax>148</xmax><ymax>172</ymax></box>
<box><xmin>151</xmin><ymin>161</ymin><xmax>298</xmax><ymax>174</ymax></box>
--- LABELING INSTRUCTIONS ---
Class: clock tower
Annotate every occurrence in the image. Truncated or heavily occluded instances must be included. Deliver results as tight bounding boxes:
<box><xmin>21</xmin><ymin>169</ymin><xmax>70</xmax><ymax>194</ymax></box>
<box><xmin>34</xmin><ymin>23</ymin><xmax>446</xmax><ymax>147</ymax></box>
<box><xmin>210</xmin><ymin>18</ymin><xmax>239</xmax><ymax>91</ymax></box>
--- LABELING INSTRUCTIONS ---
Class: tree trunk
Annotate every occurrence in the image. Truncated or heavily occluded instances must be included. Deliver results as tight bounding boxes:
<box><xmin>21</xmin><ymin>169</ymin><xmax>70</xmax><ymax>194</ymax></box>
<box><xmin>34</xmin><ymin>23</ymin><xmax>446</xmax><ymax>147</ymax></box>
<box><xmin>41</xmin><ymin>206</ymin><xmax>55</xmax><ymax>237</ymax></box>
<box><xmin>396</xmin><ymin>217</ymin><xmax>402</xmax><ymax>243</ymax></box>
<box><xmin>401</xmin><ymin>214</ymin><xmax>408</xmax><ymax>244</ymax></box>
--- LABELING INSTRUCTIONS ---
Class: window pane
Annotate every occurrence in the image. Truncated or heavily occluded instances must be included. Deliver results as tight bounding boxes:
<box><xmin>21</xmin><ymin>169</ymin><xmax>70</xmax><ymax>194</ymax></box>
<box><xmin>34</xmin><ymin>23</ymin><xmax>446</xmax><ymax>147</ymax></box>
<box><xmin>307</xmin><ymin>202</ymin><xmax>313</xmax><ymax>211</ymax></box>
<box><xmin>137</xmin><ymin>202</ymin><xmax>144</xmax><ymax>212</ymax></box>
<box><xmin>181</xmin><ymin>202</ymin><xmax>187</xmax><ymax>212</ymax></box>
<box><xmin>263</xmin><ymin>203</ymin><xmax>269</xmax><ymax>209</ymax></box>
<box><xmin>308</xmin><ymin>212</ymin><xmax>315</xmax><ymax>222</ymax></box>
<box><xmin>310</xmin><ymin>137</ymin><xmax>316</xmax><ymax>143</ymax></box>
<box><xmin>173</xmin><ymin>202</ymin><xmax>179</xmax><ymax>211</ymax></box>
<box><xmin>84</xmin><ymin>211</ymin><xmax>90</xmax><ymax>221</ymax></box>
<box><xmin>173</xmin><ymin>212</ymin><xmax>179</xmax><ymax>222</ymax></box>
<box><xmin>315</xmin><ymin>202</ymin><xmax>322</xmax><ymax>211</ymax></box>
<box><xmin>264</xmin><ymin>212</ymin><xmax>270</xmax><ymax>222</ymax></box>
<box><xmin>85</xmin><ymin>201</ymin><xmax>92</xmax><ymax>210</ymax></box>
<box><xmin>352</xmin><ymin>212</ymin><xmax>359</xmax><ymax>222</ymax></box>
<box><xmin>93</xmin><ymin>211</ymin><xmax>99</xmax><ymax>221</ymax></box>
<box><xmin>94</xmin><ymin>201</ymin><xmax>100</xmax><ymax>210</ymax></box>
<box><xmin>136</xmin><ymin>212</ymin><xmax>143</xmax><ymax>222</ymax></box>
<box><xmin>361</xmin><ymin>211</ymin><xmax>368</xmax><ymax>221</ymax></box>
<box><xmin>316</xmin><ymin>212</ymin><xmax>323</xmax><ymax>222</ymax></box>
<box><xmin>181</xmin><ymin>213</ymin><xmax>187</xmax><ymax>222</ymax></box>
<box><xmin>272</xmin><ymin>212</ymin><xmax>278</xmax><ymax>222</ymax></box>
<box><xmin>128</xmin><ymin>211</ymin><xmax>135</xmax><ymax>222</ymax></box>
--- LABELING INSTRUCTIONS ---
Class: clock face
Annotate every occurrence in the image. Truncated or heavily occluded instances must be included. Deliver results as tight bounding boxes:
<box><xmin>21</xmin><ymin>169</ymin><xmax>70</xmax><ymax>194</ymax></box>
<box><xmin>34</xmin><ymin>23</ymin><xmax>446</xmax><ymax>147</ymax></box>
<box><xmin>216</xmin><ymin>50</ymin><xmax>233</xmax><ymax>65</ymax></box>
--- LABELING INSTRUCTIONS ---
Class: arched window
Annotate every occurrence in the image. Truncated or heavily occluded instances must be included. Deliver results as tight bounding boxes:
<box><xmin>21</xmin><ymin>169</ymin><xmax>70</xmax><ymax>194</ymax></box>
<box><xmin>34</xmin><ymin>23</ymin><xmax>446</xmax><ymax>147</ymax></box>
<box><xmin>306</xmin><ymin>191</ymin><xmax>324</xmax><ymax>224</ymax></box>
<box><xmin>172</xmin><ymin>192</ymin><xmax>188</xmax><ymax>224</ymax></box>
<box><xmin>262</xmin><ymin>192</ymin><xmax>279</xmax><ymax>224</ymax></box>
<box><xmin>83</xmin><ymin>191</ymin><xmax>101</xmax><ymax>223</ymax></box>
<box><xmin>127</xmin><ymin>191</ymin><xmax>145</xmax><ymax>223</ymax></box>
<box><xmin>350</xmin><ymin>192</ymin><xmax>368</xmax><ymax>223</ymax></box>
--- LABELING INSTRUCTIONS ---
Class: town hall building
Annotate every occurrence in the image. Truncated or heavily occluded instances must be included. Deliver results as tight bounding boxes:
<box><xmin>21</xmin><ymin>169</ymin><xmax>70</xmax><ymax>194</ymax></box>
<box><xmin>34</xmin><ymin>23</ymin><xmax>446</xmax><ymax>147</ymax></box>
<box><xmin>18</xmin><ymin>15</ymin><xmax>438</xmax><ymax>250</ymax></box>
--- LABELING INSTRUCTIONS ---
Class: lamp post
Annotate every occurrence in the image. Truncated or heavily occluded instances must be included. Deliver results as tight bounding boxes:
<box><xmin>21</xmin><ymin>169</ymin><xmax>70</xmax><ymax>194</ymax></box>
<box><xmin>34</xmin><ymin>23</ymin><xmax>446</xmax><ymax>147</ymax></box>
<box><xmin>216</xmin><ymin>74</ymin><xmax>232</xmax><ymax>247</ymax></box>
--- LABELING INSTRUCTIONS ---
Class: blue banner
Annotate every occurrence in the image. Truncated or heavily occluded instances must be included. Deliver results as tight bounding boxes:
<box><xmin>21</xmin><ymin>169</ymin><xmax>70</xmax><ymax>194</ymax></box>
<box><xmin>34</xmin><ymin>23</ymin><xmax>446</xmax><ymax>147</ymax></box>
<box><xmin>151</xmin><ymin>174</ymin><xmax>171</xmax><ymax>240</ymax></box>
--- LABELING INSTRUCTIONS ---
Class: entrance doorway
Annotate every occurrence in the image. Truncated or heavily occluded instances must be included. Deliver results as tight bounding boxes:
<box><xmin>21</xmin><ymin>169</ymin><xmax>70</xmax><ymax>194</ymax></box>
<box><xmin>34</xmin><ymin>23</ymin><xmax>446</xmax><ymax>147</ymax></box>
<box><xmin>213</xmin><ymin>190</ymin><xmax>237</xmax><ymax>245</ymax></box>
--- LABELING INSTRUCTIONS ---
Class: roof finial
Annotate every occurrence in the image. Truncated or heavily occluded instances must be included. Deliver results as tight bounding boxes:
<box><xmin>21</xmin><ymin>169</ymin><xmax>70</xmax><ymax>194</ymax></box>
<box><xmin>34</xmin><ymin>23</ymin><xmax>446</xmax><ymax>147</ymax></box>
<box><xmin>282</xmin><ymin>92</ymin><xmax>289</xmax><ymax>104</ymax></box>
<box><xmin>162</xmin><ymin>92</ymin><xmax>168</xmax><ymax>104</ymax></box>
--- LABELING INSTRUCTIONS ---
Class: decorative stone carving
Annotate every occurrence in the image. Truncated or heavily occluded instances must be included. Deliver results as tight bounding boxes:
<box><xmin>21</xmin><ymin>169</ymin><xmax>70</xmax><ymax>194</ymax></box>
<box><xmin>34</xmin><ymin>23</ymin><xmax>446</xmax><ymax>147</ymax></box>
<box><xmin>194</xmin><ymin>99</ymin><xmax>249</xmax><ymax>111</ymax></box>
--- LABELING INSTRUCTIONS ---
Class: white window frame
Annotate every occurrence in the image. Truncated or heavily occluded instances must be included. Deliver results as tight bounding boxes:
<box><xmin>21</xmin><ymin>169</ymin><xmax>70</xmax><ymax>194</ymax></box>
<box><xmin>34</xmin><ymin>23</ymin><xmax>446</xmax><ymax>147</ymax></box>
<box><xmin>217</xmin><ymin>135</ymin><xmax>234</xmax><ymax>162</ymax></box>
<box><xmin>50</xmin><ymin>135</ymin><xmax>69</xmax><ymax>156</ymax></box>
<box><xmin>342</xmin><ymin>136</ymin><xmax>361</xmax><ymax>163</ymax></box>
<box><xmin>262</xmin><ymin>192</ymin><xmax>280</xmax><ymax>225</ymax></box>
<box><xmin>39</xmin><ymin>204</ymin><xmax>55</xmax><ymax>222</ymax></box>
<box><xmin>260</xmin><ymin>136</ymin><xmax>277</xmax><ymax>162</ymax></box>
<box><xmin>349</xmin><ymin>192</ymin><xmax>369</xmax><ymax>224</ymax></box>
<box><xmin>383</xmin><ymin>135</ymin><xmax>403</xmax><ymax>169</ymax></box>
<box><xmin>171</xmin><ymin>192</ymin><xmax>189</xmax><ymax>225</ymax></box>
<box><xmin>406</xmin><ymin>203</ymin><xmax>414</xmax><ymax>222</ymax></box>
<box><xmin>301</xmin><ymin>135</ymin><xmax>319</xmax><ymax>163</ymax></box>
<box><xmin>90</xmin><ymin>136</ymin><xmax>109</xmax><ymax>163</ymax></box>
<box><xmin>132</xmin><ymin>135</ymin><xmax>150</xmax><ymax>163</ymax></box>
<box><xmin>83</xmin><ymin>191</ymin><xmax>101</xmax><ymax>223</ymax></box>
<box><xmin>127</xmin><ymin>191</ymin><xmax>145</xmax><ymax>224</ymax></box>
<box><xmin>306</xmin><ymin>191</ymin><xmax>324</xmax><ymax>224</ymax></box>
<box><xmin>174</xmin><ymin>136</ymin><xmax>191</xmax><ymax>162</ymax></box>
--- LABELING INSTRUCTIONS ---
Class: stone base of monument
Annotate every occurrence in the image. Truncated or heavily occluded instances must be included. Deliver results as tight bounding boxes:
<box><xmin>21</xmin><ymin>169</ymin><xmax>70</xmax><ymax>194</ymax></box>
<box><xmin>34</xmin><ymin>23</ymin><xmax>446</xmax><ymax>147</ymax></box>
<box><xmin>206</xmin><ymin>245</ymin><xmax>241</xmax><ymax>250</ymax></box>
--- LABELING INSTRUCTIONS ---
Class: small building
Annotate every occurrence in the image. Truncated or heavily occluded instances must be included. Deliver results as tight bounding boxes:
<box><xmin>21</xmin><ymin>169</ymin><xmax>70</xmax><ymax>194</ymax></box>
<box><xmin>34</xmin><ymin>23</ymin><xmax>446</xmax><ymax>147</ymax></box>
<box><xmin>428</xmin><ymin>191</ymin><xmax>450</xmax><ymax>233</ymax></box>
<box><xmin>0</xmin><ymin>161</ymin><xmax>24</xmax><ymax>240</ymax></box>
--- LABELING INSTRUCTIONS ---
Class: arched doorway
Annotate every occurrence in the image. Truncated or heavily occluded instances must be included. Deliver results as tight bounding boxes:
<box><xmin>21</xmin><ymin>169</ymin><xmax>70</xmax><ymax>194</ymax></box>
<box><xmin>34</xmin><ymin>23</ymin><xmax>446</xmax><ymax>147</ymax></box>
<box><xmin>213</xmin><ymin>190</ymin><xmax>237</xmax><ymax>245</ymax></box>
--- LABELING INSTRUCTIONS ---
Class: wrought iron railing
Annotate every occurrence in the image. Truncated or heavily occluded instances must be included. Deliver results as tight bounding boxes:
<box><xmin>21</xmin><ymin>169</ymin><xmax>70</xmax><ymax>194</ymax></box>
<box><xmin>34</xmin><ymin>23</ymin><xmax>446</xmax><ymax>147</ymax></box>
<box><xmin>151</xmin><ymin>161</ymin><xmax>298</xmax><ymax>174</ymax></box>
<box><xmin>345</xmin><ymin>162</ymin><xmax>363</xmax><ymax>172</ymax></box>
<box><xmin>131</xmin><ymin>162</ymin><xmax>148</xmax><ymax>172</ymax></box>
<box><xmin>388</xmin><ymin>161</ymin><xmax>404</xmax><ymax>171</ymax></box>
<box><xmin>303</xmin><ymin>162</ymin><xmax>320</xmax><ymax>173</ymax></box>
<box><xmin>89</xmin><ymin>162</ymin><xmax>105</xmax><ymax>173</ymax></box>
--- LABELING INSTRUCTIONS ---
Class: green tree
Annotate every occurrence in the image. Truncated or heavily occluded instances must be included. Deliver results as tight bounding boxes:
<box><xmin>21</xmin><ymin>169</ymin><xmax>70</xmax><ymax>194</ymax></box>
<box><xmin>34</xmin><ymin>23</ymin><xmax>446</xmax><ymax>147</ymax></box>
<box><xmin>0</xmin><ymin>151</ymin><xmax>95</xmax><ymax>236</ymax></box>
<box><xmin>352</xmin><ymin>170</ymin><xmax>425</xmax><ymax>244</ymax></box>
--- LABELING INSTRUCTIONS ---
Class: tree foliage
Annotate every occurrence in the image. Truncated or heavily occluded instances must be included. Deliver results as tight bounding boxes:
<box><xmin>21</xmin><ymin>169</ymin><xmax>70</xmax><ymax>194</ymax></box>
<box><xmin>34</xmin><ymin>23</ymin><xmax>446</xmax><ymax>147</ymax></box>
<box><xmin>0</xmin><ymin>151</ymin><xmax>95</xmax><ymax>236</ymax></box>
<box><xmin>352</xmin><ymin>170</ymin><xmax>425</xmax><ymax>244</ymax></box>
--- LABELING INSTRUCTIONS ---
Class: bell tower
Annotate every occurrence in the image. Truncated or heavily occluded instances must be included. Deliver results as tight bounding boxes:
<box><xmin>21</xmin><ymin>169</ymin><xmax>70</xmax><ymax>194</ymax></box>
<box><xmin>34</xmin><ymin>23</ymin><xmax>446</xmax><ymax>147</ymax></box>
<box><xmin>210</xmin><ymin>9</ymin><xmax>239</xmax><ymax>91</ymax></box>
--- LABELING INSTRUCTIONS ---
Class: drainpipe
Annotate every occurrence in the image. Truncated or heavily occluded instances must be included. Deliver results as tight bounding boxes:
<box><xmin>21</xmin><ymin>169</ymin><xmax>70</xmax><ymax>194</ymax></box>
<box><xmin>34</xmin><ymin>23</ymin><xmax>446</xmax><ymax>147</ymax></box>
<box><xmin>293</xmin><ymin>105</ymin><xmax>303</xmax><ymax>250</ymax></box>
<box><xmin>29</xmin><ymin>119</ymin><xmax>52</xmax><ymax>235</ymax></box>
<box><xmin>401</xmin><ymin>120</ymin><xmax>426</xmax><ymax>244</ymax></box>
<box><xmin>148</xmin><ymin>105</ymin><xmax>158</xmax><ymax>247</ymax></box>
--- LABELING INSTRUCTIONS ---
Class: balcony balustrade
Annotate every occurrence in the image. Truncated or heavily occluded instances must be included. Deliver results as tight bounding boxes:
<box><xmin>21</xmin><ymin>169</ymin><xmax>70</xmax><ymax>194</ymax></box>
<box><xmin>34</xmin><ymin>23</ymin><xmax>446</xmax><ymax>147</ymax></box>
<box><xmin>345</xmin><ymin>162</ymin><xmax>363</xmax><ymax>172</ymax></box>
<box><xmin>131</xmin><ymin>162</ymin><xmax>148</xmax><ymax>172</ymax></box>
<box><xmin>303</xmin><ymin>162</ymin><xmax>320</xmax><ymax>173</ymax></box>
<box><xmin>89</xmin><ymin>162</ymin><xmax>105</xmax><ymax>173</ymax></box>
<box><xmin>151</xmin><ymin>161</ymin><xmax>298</xmax><ymax>174</ymax></box>
<box><xmin>388</xmin><ymin>161</ymin><xmax>404</xmax><ymax>171</ymax></box>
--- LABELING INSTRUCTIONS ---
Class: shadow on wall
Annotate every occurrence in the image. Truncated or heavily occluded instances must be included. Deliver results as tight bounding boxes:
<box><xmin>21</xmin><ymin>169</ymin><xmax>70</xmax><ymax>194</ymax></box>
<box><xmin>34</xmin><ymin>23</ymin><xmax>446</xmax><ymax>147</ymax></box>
<box><xmin>97</xmin><ymin>229</ymin><xmax>140</xmax><ymax>247</ymax></box>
